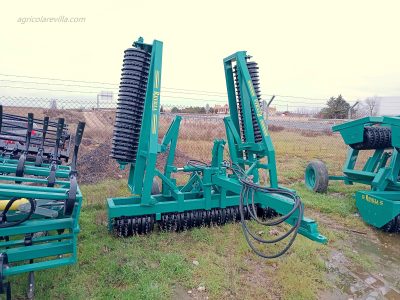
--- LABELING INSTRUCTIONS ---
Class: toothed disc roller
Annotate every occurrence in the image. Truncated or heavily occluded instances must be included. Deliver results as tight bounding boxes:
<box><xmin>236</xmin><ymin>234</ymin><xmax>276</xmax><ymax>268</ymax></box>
<box><xmin>350</xmin><ymin>126</ymin><xmax>392</xmax><ymax>150</ymax></box>
<box><xmin>111</xmin><ymin>205</ymin><xmax>276</xmax><ymax>237</ymax></box>
<box><xmin>111</xmin><ymin>47</ymin><xmax>151</xmax><ymax>162</ymax></box>
<box><xmin>233</xmin><ymin>59</ymin><xmax>263</xmax><ymax>143</ymax></box>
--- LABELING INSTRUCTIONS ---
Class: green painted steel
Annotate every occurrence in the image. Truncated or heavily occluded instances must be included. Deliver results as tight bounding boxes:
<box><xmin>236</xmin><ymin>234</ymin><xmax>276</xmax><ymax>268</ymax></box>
<box><xmin>107</xmin><ymin>38</ymin><xmax>327</xmax><ymax>245</ymax></box>
<box><xmin>0</xmin><ymin>165</ymin><xmax>83</xmax><ymax>276</ymax></box>
<box><xmin>306</xmin><ymin>116</ymin><xmax>400</xmax><ymax>230</ymax></box>
<box><xmin>355</xmin><ymin>191</ymin><xmax>400</xmax><ymax>229</ymax></box>
<box><xmin>0</xmin><ymin>116</ymin><xmax>85</xmax><ymax>299</ymax></box>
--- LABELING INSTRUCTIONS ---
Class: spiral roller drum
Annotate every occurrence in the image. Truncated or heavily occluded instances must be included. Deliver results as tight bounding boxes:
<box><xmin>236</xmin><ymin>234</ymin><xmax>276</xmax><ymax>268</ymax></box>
<box><xmin>233</xmin><ymin>59</ymin><xmax>263</xmax><ymax>143</ymax></box>
<box><xmin>111</xmin><ymin>47</ymin><xmax>151</xmax><ymax>163</ymax></box>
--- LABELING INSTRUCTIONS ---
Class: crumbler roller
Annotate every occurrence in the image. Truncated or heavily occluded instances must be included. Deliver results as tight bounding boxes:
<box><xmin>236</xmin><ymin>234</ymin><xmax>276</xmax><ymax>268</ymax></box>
<box><xmin>107</xmin><ymin>37</ymin><xmax>327</xmax><ymax>258</ymax></box>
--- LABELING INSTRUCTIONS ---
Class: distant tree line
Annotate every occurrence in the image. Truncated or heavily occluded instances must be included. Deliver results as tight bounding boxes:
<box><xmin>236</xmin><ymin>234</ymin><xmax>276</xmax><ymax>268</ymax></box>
<box><xmin>163</xmin><ymin>105</ymin><xmax>216</xmax><ymax>114</ymax></box>
<box><xmin>319</xmin><ymin>95</ymin><xmax>380</xmax><ymax>119</ymax></box>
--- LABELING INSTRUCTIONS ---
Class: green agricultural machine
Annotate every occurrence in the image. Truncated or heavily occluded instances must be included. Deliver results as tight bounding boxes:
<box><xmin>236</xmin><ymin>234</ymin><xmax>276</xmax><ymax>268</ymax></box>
<box><xmin>107</xmin><ymin>37</ymin><xmax>327</xmax><ymax>258</ymax></box>
<box><xmin>0</xmin><ymin>107</ymin><xmax>85</xmax><ymax>299</ymax></box>
<box><xmin>305</xmin><ymin>116</ymin><xmax>400</xmax><ymax>232</ymax></box>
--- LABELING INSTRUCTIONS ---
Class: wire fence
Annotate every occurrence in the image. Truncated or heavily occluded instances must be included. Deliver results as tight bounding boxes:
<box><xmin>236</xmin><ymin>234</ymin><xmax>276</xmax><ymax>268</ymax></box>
<box><xmin>0</xmin><ymin>95</ymin><xmax>353</xmax><ymax>184</ymax></box>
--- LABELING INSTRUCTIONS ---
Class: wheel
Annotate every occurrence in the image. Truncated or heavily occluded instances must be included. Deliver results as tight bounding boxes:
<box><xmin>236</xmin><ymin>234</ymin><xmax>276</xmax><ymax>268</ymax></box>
<box><xmin>305</xmin><ymin>160</ymin><xmax>329</xmax><ymax>193</ymax></box>
<box><xmin>381</xmin><ymin>214</ymin><xmax>400</xmax><ymax>233</ymax></box>
<box><xmin>151</xmin><ymin>179</ymin><xmax>160</xmax><ymax>195</ymax></box>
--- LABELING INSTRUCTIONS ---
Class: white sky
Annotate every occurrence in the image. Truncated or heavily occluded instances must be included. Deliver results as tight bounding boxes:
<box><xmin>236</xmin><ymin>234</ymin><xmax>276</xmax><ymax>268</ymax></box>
<box><xmin>0</xmin><ymin>0</ymin><xmax>399</xmax><ymax>111</ymax></box>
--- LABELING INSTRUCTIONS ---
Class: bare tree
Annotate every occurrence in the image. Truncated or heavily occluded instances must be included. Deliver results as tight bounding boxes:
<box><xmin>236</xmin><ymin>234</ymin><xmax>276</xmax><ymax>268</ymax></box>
<box><xmin>365</xmin><ymin>97</ymin><xmax>379</xmax><ymax>116</ymax></box>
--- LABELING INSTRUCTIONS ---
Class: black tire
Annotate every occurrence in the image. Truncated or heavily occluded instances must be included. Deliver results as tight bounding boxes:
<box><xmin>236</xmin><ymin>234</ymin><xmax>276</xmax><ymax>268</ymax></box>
<box><xmin>305</xmin><ymin>160</ymin><xmax>329</xmax><ymax>193</ymax></box>
<box><xmin>350</xmin><ymin>126</ymin><xmax>392</xmax><ymax>150</ymax></box>
<box><xmin>381</xmin><ymin>214</ymin><xmax>400</xmax><ymax>233</ymax></box>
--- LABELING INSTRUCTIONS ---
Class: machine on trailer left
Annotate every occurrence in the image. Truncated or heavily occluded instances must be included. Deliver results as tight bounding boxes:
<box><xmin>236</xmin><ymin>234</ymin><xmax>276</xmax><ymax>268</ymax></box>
<box><xmin>0</xmin><ymin>106</ymin><xmax>85</xmax><ymax>299</ymax></box>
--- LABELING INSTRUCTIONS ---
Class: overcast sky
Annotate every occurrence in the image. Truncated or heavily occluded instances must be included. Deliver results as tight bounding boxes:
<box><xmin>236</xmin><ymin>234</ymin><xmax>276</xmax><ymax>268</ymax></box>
<box><xmin>0</xmin><ymin>0</ymin><xmax>399</xmax><ymax>111</ymax></box>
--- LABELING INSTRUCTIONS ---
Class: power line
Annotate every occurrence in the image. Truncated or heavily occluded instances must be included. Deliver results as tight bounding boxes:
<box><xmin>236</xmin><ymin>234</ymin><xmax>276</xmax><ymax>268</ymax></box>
<box><xmin>0</xmin><ymin>85</ymin><xmax>325</xmax><ymax>105</ymax></box>
<box><xmin>0</xmin><ymin>73</ymin><xmax>117</xmax><ymax>86</ymax></box>
<box><xmin>264</xmin><ymin>93</ymin><xmax>328</xmax><ymax>101</ymax></box>
<box><xmin>0</xmin><ymin>82</ymin><xmax>328</xmax><ymax>104</ymax></box>
<box><xmin>0</xmin><ymin>79</ymin><xmax>231</xmax><ymax>98</ymax></box>
<box><xmin>0</xmin><ymin>72</ymin><xmax>334</xmax><ymax>102</ymax></box>
<box><xmin>0</xmin><ymin>85</ymin><xmax>99</xmax><ymax>94</ymax></box>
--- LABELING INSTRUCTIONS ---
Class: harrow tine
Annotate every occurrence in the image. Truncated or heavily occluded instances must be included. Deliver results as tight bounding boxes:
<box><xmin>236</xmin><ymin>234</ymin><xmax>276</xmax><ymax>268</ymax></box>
<box><xmin>35</xmin><ymin>116</ymin><xmax>49</xmax><ymax>167</ymax></box>
<box><xmin>47</xmin><ymin>118</ymin><xmax>65</xmax><ymax>187</ymax></box>
<box><xmin>15</xmin><ymin>113</ymin><xmax>34</xmax><ymax>182</ymax></box>
<box><xmin>51</xmin><ymin>118</ymin><xmax>65</xmax><ymax>163</ymax></box>
<box><xmin>70</xmin><ymin>122</ymin><xmax>85</xmax><ymax>174</ymax></box>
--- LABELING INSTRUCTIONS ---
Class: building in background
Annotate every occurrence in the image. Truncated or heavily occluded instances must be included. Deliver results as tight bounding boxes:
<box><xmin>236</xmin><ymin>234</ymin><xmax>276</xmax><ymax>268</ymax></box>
<box><xmin>97</xmin><ymin>91</ymin><xmax>113</xmax><ymax>109</ymax></box>
<box><xmin>376</xmin><ymin>97</ymin><xmax>400</xmax><ymax>116</ymax></box>
<box><xmin>214</xmin><ymin>104</ymin><xmax>229</xmax><ymax>114</ymax></box>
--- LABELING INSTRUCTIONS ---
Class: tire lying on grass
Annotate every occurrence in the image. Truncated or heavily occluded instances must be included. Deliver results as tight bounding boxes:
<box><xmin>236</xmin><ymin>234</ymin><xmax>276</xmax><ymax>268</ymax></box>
<box><xmin>305</xmin><ymin>160</ymin><xmax>329</xmax><ymax>193</ymax></box>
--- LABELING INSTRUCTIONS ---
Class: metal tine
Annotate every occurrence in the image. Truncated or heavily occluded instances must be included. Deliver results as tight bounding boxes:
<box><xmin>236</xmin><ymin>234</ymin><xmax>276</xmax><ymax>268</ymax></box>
<box><xmin>70</xmin><ymin>122</ymin><xmax>85</xmax><ymax>174</ymax></box>
<box><xmin>51</xmin><ymin>118</ymin><xmax>65</xmax><ymax>163</ymax></box>
<box><xmin>14</xmin><ymin>113</ymin><xmax>34</xmax><ymax>182</ymax></box>
<box><xmin>47</xmin><ymin>118</ymin><xmax>65</xmax><ymax>187</ymax></box>
<box><xmin>35</xmin><ymin>117</ymin><xmax>49</xmax><ymax>166</ymax></box>
<box><xmin>2</xmin><ymin>112</ymin><xmax>69</xmax><ymax>128</ymax></box>
<box><xmin>24</xmin><ymin>113</ymin><xmax>34</xmax><ymax>154</ymax></box>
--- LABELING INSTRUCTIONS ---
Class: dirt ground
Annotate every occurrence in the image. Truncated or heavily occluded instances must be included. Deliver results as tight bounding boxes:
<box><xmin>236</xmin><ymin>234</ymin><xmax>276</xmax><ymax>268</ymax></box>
<box><xmin>318</xmin><ymin>215</ymin><xmax>400</xmax><ymax>300</ymax></box>
<box><xmin>77</xmin><ymin>110</ymin><xmax>195</xmax><ymax>184</ymax></box>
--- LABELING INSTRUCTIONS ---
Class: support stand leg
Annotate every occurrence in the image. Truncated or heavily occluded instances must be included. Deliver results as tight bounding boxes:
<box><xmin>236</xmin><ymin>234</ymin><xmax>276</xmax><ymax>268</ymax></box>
<box><xmin>27</xmin><ymin>270</ymin><xmax>34</xmax><ymax>300</ymax></box>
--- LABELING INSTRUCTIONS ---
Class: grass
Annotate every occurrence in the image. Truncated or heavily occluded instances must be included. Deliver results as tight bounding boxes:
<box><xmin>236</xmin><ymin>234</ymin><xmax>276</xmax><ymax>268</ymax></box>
<box><xmin>6</xmin><ymin>116</ymin><xmax>390</xmax><ymax>299</ymax></box>
<box><xmin>294</xmin><ymin>182</ymin><xmax>359</xmax><ymax>217</ymax></box>
<box><xmin>10</xmin><ymin>176</ymin><xmax>377</xmax><ymax>300</ymax></box>
<box><xmin>11</xmin><ymin>206</ymin><xmax>329</xmax><ymax>299</ymax></box>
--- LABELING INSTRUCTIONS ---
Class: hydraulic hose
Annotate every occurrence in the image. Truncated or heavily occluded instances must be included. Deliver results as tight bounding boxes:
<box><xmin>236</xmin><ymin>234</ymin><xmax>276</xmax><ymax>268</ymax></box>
<box><xmin>0</xmin><ymin>197</ymin><xmax>36</xmax><ymax>228</ymax></box>
<box><xmin>226</xmin><ymin>161</ymin><xmax>304</xmax><ymax>258</ymax></box>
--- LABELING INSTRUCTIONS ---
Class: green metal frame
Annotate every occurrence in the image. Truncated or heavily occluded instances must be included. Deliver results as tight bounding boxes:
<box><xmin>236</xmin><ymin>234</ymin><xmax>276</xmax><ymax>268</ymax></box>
<box><xmin>0</xmin><ymin>133</ymin><xmax>83</xmax><ymax>298</ymax></box>
<box><xmin>223</xmin><ymin>51</ymin><xmax>277</xmax><ymax>186</ymax></box>
<box><xmin>323</xmin><ymin>116</ymin><xmax>400</xmax><ymax>228</ymax></box>
<box><xmin>0</xmin><ymin>163</ymin><xmax>82</xmax><ymax>276</ymax></box>
<box><xmin>107</xmin><ymin>40</ymin><xmax>327</xmax><ymax>244</ymax></box>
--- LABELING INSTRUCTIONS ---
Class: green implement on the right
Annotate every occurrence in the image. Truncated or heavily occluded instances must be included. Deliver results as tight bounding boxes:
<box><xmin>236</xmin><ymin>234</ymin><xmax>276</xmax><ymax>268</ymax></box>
<box><xmin>305</xmin><ymin>116</ymin><xmax>400</xmax><ymax>232</ymax></box>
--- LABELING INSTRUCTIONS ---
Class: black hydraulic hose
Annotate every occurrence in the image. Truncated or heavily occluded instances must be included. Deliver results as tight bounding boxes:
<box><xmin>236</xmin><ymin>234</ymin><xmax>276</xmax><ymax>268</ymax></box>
<box><xmin>242</xmin><ymin>179</ymin><xmax>301</xmax><ymax>225</ymax></box>
<box><xmin>241</xmin><ymin>187</ymin><xmax>301</xmax><ymax>242</ymax></box>
<box><xmin>224</xmin><ymin>161</ymin><xmax>304</xmax><ymax>258</ymax></box>
<box><xmin>241</xmin><ymin>185</ymin><xmax>303</xmax><ymax>242</ymax></box>
<box><xmin>0</xmin><ymin>197</ymin><xmax>36</xmax><ymax>228</ymax></box>
<box><xmin>186</xmin><ymin>159</ymin><xmax>210</xmax><ymax>168</ymax></box>
<box><xmin>239</xmin><ymin>185</ymin><xmax>303</xmax><ymax>258</ymax></box>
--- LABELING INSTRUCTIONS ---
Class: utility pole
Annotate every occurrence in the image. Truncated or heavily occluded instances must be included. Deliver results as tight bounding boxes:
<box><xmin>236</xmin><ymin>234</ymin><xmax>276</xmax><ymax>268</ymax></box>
<box><xmin>348</xmin><ymin>101</ymin><xmax>359</xmax><ymax>119</ymax></box>
<box><xmin>263</xmin><ymin>95</ymin><xmax>275</xmax><ymax>120</ymax></box>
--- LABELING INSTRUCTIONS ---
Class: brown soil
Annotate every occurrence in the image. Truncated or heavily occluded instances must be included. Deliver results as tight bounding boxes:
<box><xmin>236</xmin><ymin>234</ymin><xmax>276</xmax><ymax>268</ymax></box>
<box><xmin>78</xmin><ymin>141</ymin><xmax>194</xmax><ymax>184</ymax></box>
